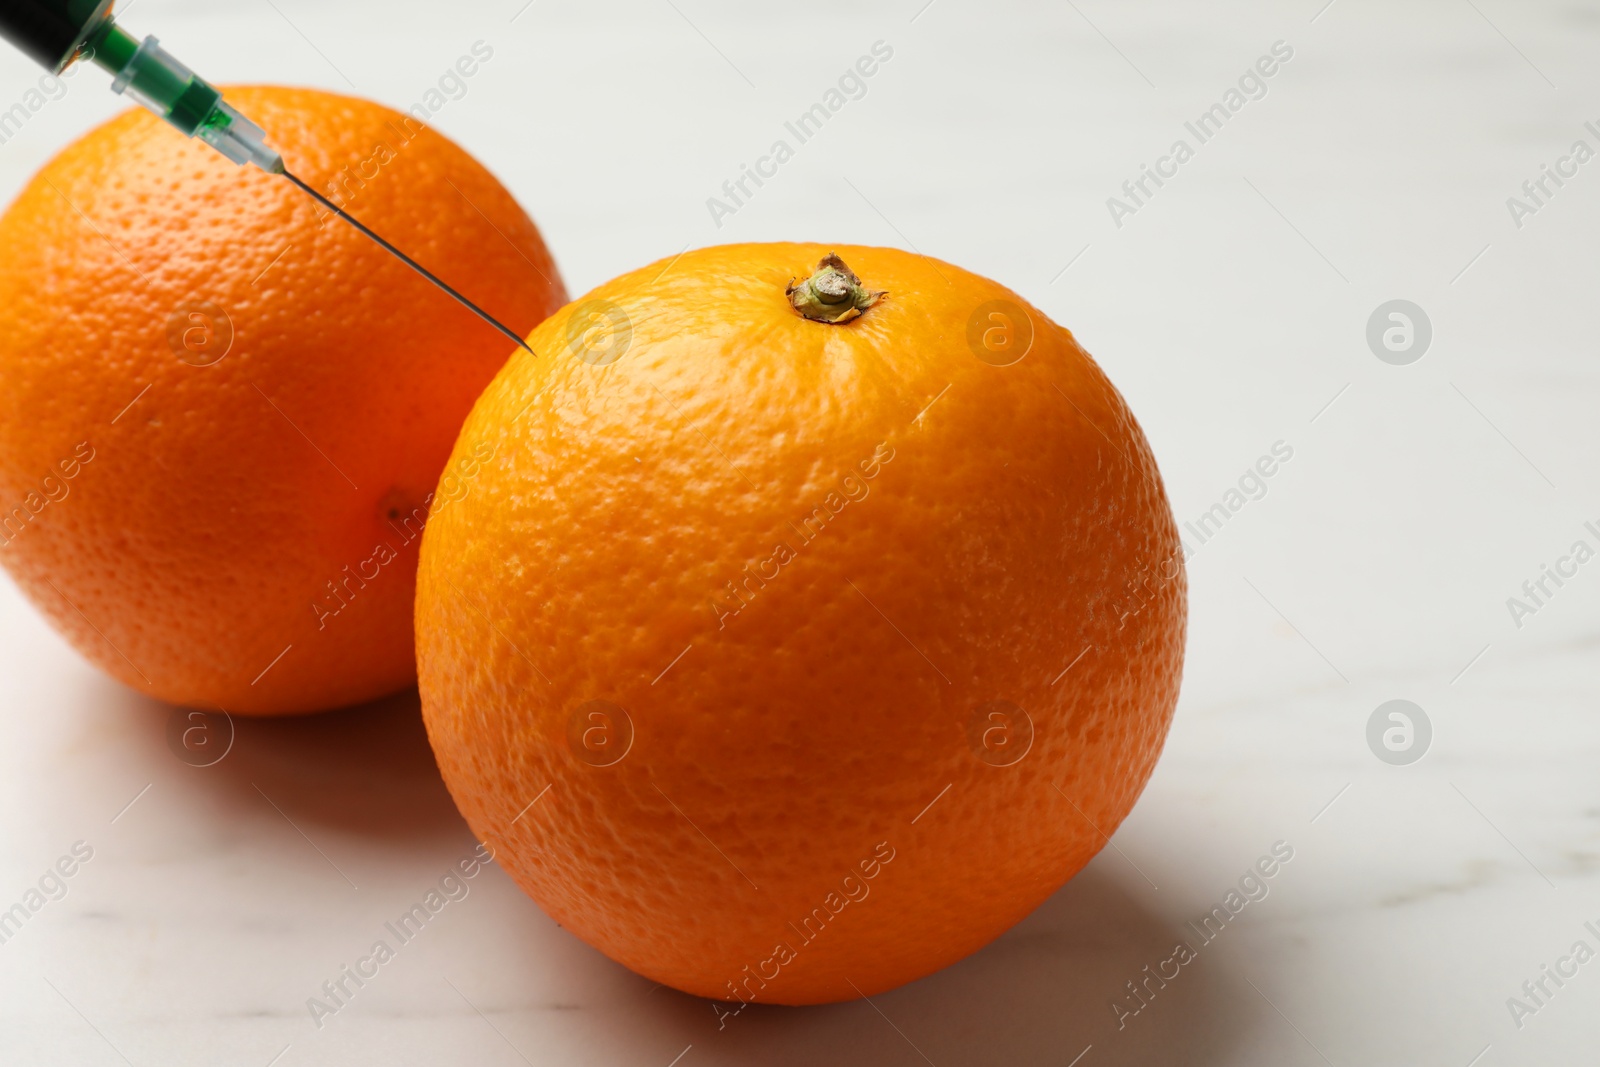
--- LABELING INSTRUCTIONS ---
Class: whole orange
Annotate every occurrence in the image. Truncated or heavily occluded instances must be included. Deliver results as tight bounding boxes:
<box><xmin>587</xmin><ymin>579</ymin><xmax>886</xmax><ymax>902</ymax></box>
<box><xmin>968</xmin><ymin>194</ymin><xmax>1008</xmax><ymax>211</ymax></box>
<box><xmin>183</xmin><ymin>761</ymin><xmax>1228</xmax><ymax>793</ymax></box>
<box><xmin>0</xmin><ymin>86</ymin><xmax>565</xmax><ymax>714</ymax></box>
<box><xmin>416</xmin><ymin>244</ymin><xmax>1184</xmax><ymax>1004</ymax></box>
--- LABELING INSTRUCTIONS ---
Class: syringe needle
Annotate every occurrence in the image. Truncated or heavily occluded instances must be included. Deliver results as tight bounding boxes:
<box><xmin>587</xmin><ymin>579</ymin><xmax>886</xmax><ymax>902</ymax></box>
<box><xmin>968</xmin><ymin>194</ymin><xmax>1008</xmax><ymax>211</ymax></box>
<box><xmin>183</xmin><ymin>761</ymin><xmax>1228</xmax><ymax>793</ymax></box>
<box><xmin>281</xmin><ymin>169</ymin><xmax>536</xmax><ymax>358</ymax></box>
<box><xmin>0</xmin><ymin>8</ymin><xmax>537</xmax><ymax>359</ymax></box>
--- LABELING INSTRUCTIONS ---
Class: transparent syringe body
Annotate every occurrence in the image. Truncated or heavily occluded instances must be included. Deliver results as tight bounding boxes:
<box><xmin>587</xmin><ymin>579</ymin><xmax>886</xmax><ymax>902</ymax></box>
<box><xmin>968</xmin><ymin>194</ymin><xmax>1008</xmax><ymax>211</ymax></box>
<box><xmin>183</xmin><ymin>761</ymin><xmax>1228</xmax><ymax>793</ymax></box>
<box><xmin>88</xmin><ymin>20</ymin><xmax>282</xmax><ymax>172</ymax></box>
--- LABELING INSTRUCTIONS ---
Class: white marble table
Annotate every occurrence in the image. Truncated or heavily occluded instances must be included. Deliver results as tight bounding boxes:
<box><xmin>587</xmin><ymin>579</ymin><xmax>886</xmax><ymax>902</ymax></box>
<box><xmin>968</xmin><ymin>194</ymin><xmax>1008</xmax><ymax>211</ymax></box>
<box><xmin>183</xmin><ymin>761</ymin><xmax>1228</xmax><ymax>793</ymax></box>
<box><xmin>2</xmin><ymin>0</ymin><xmax>1598</xmax><ymax>1063</ymax></box>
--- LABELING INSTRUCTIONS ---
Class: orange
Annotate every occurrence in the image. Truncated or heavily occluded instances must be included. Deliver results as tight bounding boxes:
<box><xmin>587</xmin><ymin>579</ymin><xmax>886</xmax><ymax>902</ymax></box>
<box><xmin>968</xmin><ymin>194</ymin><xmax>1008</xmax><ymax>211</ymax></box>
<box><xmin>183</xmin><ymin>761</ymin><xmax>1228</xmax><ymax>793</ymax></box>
<box><xmin>0</xmin><ymin>87</ymin><xmax>566</xmax><ymax>714</ymax></box>
<box><xmin>416</xmin><ymin>244</ymin><xmax>1185</xmax><ymax>1004</ymax></box>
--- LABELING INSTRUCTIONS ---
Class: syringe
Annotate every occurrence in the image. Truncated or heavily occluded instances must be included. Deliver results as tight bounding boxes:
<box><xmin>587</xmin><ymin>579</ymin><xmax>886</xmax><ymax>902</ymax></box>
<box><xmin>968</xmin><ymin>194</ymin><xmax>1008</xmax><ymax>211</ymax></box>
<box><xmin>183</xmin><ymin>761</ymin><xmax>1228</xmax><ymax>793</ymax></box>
<box><xmin>0</xmin><ymin>0</ymin><xmax>535</xmax><ymax>356</ymax></box>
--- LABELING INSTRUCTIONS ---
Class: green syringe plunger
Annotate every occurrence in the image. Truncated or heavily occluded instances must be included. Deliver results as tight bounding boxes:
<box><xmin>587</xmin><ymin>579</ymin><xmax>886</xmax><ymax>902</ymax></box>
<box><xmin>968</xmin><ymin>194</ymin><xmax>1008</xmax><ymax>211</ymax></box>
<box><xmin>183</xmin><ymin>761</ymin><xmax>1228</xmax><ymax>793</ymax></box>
<box><xmin>0</xmin><ymin>0</ymin><xmax>536</xmax><ymax>356</ymax></box>
<box><xmin>0</xmin><ymin>2</ymin><xmax>282</xmax><ymax>171</ymax></box>
<box><xmin>87</xmin><ymin>19</ymin><xmax>283</xmax><ymax>173</ymax></box>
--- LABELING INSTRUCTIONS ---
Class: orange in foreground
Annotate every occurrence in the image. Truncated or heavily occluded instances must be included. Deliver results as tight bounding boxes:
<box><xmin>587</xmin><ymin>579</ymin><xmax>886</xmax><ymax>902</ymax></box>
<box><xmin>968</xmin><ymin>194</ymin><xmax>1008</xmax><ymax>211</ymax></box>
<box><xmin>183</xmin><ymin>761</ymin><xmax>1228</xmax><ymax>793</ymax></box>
<box><xmin>417</xmin><ymin>244</ymin><xmax>1186</xmax><ymax>1004</ymax></box>
<box><xmin>0</xmin><ymin>86</ymin><xmax>565</xmax><ymax>714</ymax></box>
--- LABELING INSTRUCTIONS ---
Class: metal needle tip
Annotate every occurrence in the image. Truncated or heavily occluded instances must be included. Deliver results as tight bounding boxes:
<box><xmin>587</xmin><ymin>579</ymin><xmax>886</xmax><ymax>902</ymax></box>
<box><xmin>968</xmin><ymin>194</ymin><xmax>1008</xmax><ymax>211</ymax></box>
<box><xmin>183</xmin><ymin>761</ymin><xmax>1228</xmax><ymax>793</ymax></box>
<box><xmin>280</xmin><ymin>168</ymin><xmax>536</xmax><ymax>358</ymax></box>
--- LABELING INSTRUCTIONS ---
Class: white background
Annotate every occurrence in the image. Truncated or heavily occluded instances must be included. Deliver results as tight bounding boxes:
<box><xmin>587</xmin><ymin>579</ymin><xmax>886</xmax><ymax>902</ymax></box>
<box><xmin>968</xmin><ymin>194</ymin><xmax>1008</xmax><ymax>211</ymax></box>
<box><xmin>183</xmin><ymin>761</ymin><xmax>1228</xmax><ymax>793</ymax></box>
<box><xmin>1</xmin><ymin>0</ymin><xmax>1598</xmax><ymax>1064</ymax></box>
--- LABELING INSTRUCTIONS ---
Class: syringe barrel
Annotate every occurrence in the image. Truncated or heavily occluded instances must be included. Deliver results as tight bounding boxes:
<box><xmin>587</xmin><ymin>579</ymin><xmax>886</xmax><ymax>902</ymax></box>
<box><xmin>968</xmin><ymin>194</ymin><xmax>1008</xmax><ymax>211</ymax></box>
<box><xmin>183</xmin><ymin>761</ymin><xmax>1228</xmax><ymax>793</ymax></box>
<box><xmin>0</xmin><ymin>0</ymin><xmax>114</xmax><ymax>73</ymax></box>
<box><xmin>109</xmin><ymin>35</ymin><xmax>221</xmax><ymax>137</ymax></box>
<box><xmin>0</xmin><ymin>5</ymin><xmax>284</xmax><ymax>173</ymax></box>
<box><xmin>93</xmin><ymin>26</ymin><xmax>283</xmax><ymax>172</ymax></box>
